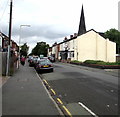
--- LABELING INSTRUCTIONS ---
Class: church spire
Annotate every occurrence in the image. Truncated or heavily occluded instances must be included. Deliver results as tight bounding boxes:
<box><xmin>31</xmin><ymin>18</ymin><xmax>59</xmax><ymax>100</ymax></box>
<box><xmin>78</xmin><ymin>5</ymin><xmax>86</xmax><ymax>36</ymax></box>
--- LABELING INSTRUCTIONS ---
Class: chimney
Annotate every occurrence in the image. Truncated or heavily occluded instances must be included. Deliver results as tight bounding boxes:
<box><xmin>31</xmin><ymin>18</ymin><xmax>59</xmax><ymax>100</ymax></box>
<box><xmin>74</xmin><ymin>33</ymin><xmax>77</xmax><ymax>37</ymax></box>
<box><xmin>64</xmin><ymin>37</ymin><xmax>67</xmax><ymax>41</ymax></box>
<box><xmin>70</xmin><ymin>35</ymin><xmax>73</xmax><ymax>39</ymax></box>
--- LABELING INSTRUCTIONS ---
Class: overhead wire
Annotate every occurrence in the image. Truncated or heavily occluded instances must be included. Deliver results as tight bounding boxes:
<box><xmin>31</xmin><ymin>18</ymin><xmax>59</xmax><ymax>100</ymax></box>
<box><xmin>0</xmin><ymin>0</ymin><xmax>9</xmax><ymax>22</ymax></box>
<box><xmin>0</xmin><ymin>0</ymin><xmax>9</xmax><ymax>34</ymax></box>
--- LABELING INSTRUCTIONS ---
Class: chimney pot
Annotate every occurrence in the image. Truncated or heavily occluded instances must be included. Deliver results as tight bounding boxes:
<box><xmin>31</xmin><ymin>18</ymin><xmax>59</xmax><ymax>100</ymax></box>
<box><xmin>70</xmin><ymin>35</ymin><xmax>73</xmax><ymax>39</ymax></box>
<box><xmin>74</xmin><ymin>33</ymin><xmax>77</xmax><ymax>37</ymax></box>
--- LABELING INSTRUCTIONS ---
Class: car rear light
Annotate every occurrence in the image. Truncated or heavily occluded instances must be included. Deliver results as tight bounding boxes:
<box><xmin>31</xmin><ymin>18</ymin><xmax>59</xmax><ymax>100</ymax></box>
<box><xmin>49</xmin><ymin>64</ymin><xmax>53</xmax><ymax>67</ymax></box>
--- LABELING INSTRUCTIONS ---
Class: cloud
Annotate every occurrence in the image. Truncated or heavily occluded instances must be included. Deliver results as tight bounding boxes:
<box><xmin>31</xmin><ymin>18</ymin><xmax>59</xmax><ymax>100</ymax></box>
<box><xmin>1</xmin><ymin>23</ymin><xmax>71</xmax><ymax>38</ymax></box>
<box><xmin>0</xmin><ymin>0</ymin><xmax>119</xmax><ymax>54</ymax></box>
<box><xmin>11</xmin><ymin>24</ymin><xmax>71</xmax><ymax>39</ymax></box>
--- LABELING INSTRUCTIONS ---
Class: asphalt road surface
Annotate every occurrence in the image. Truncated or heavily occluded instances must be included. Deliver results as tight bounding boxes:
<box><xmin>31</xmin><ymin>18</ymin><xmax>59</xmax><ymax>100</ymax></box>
<box><xmin>41</xmin><ymin>62</ymin><xmax>119</xmax><ymax>117</ymax></box>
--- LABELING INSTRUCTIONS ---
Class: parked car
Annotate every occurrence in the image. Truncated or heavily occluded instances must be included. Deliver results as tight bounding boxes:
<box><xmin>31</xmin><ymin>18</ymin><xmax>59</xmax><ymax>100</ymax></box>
<box><xmin>48</xmin><ymin>56</ymin><xmax>55</xmax><ymax>62</ymax></box>
<box><xmin>36</xmin><ymin>59</ymin><xmax>54</xmax><ymax>73</ymax></box>
<box><xmin>29</xmin><ymin>56</ymin><xmax>38</xmax><ymax>67</ymax></box>
<box><xmin>28</xmin><ymin>56</ymin><xmax>33</xmax><ymax>62</ymax></box>
<box><xmin>34</xmin><ymin>57</ymin><xmax>41</xmax><ymax>68</ymax></box>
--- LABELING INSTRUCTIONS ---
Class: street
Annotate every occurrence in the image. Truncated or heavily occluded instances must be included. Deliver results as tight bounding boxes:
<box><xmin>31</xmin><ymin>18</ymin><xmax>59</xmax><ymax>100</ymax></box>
<box><xmin>40</xmin><ymin>62</ymin><xmax>119</xmax><ymax>116</ymax></box>
<box><xmin>0</xmin><ymin>0</ymin><xmax>119</xmax><ymax>117</ymax></box>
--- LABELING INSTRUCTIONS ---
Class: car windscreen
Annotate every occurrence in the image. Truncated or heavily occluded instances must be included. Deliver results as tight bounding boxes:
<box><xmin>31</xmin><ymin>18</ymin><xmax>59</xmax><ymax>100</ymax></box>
<box><xmin>33</xmin><ymin>57</ymin><xmax>38</xmax><ymax>60</ymax></box>
<box><xmin>39</xmin><ymin>59</ymin><xmax>51</xmax><ymax>65</ymax></box>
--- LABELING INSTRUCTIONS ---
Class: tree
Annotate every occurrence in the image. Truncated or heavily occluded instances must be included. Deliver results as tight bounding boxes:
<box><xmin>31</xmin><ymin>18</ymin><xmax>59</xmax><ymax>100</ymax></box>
<box><xmin>20</xmin><ymin>43</ymin><xmax>29</xmax><ymax>57</ymax></box>
<box><xmin>31</xmin><ymin>42</ymin><xmax>49</xmax><ymax>56</ymax></box>
<box><xmin>105</xmin><ymin>28</ymin><xmax>120</xmax><ymax>54</ymax></box>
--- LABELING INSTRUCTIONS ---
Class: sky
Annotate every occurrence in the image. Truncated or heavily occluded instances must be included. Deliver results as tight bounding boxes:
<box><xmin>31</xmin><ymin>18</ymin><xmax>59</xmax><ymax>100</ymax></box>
<box><xmin>0</xmin><ymin>0</ymin><xmax>119</xmax><ymax>53</ymax></box>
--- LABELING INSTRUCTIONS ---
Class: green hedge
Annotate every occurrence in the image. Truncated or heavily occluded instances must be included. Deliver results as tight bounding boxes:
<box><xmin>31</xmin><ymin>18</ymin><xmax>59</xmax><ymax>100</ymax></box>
<box><xmin>71</xmin><ymin>60</ymin><xmax>120</xmax><ymax>65</ymax></box>
<box><xmin>71</xmin><ymin>60</ymin><xmax>82</xmax><ymax>63</ymax></box>
<box><xmin>84</xmin><ymin>60</ymin><xmax>120</xmax><ymax>65</ymax></box>
<box><xmin>84</xmin><ymin>60</ymin><xmax>103</xmax><ymax>64</ymax></box>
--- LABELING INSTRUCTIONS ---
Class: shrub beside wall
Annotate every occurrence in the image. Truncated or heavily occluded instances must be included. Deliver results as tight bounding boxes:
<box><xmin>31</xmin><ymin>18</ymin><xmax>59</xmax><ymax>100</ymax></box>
<box><xmin>70</xmin><ymin>59</ymin><xmax>120</xmax><ymax>69</ymax></box>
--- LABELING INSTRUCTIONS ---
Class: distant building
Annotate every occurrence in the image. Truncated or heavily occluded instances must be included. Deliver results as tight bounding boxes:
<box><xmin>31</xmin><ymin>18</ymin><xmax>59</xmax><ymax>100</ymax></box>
<box><xmin>49</xmin><ymin>5</ymin><xmax>116</xmax><ymax>62</ymax></box>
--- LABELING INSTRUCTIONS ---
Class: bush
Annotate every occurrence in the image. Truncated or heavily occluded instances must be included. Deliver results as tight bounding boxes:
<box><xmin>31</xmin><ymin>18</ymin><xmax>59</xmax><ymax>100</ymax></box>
<box><xmin>71</xmin><ymin>60</ymin><xmax>81</xmax><ymax>63</ymax></box>
<box><xmin>84</xmin><ymin>60</ymin><xmax>104</xmax><ymax>64</ymax></box>
<box><xmin>84</xmin><ymin>60</ymin><xmax>120</xmax><ymax>65</ymax></box>
<box><xmin>105</xmin><ymin>62</ymin><xmax>120</xmax><ymax>65</ymax></box>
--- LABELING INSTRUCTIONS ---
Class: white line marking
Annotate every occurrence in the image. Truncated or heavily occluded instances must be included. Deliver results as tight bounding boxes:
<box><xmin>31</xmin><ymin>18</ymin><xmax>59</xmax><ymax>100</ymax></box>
<box><xmin>78</xmin><ymin>102</ymin><xmax>98</xmax><ymax>117</ymax></box>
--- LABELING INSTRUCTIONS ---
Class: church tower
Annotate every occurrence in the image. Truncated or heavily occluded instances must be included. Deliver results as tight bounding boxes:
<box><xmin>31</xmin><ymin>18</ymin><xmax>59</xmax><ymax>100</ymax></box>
<box><xmin>78</xmin><ymin>5</ymin><xmax>86</xmax><ymax>36</ymax></box>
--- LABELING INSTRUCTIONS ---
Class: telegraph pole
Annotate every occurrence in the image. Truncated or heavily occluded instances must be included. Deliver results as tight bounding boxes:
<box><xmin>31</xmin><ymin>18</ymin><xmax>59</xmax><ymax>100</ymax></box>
<box><xmin>6</xmin><ymin>0</ymin><xmax>13</xmax><ymax>75</ymax></box>
<box><xmin>8</xmin><ymin>0</ymin><xmax>12</xmax><ymax>45</ymax></box>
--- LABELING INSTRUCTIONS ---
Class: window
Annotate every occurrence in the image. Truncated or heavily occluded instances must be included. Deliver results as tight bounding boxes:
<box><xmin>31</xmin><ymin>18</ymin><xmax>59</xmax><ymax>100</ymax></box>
<box><xmin>70</xmin><ymin>52</ymin><xmax>74</xmax><ymax>58</ymax></box>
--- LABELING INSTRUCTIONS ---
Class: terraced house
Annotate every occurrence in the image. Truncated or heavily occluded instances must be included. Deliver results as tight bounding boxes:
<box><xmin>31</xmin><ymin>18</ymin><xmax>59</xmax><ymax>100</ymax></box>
<box><xmin>48</xmin><ymin>5</ymin><xmax>116</xmax><ymax>62</ymax></box>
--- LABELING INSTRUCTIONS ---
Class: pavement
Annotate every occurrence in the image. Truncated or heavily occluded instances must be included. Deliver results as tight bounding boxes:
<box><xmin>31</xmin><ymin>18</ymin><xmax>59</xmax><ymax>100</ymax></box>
<box><xmin>2</xmin><ymin>62</ymin><xmax>62</xmax><ymax>116</ymax></box>
<box><xmin>0</xmin><ymin>76</ymin><xmax>9</xmax><ymax>88</ymax></box>
<box><xmin>61</xmin><ymin>62</ymin><xmax>119</xmax><ymax>77</ymax></box>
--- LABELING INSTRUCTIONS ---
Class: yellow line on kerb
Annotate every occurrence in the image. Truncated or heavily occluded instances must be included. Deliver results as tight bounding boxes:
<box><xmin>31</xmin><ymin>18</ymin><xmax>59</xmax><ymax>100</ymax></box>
<box><xmin>50</xmin><ymin>88</ymin><xmax>56</xmax><ymax>95</ymax></box>
<box><xmin>62</xmin><ymin>105</ymin><xmax>72</xmax><ymax>117</ymax></box>
<box><xmin>57</xmin><ymin>98</ymin><xmax>63</xmax><ymax>104</ymax></box>
<box><xmin>43</xmin><ymin>79</ymin><xmax>49</xmax><ymax>85</ymax></box>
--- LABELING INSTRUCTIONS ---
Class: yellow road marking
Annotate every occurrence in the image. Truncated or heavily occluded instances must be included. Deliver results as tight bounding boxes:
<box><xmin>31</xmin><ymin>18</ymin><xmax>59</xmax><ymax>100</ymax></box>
<box><xmin>57</xmin><ymin>98</ymin><xmax>63</xmax><ymax>104</ymax></box>
<box><xmin>43</xmin><ymin>79</ymin><xmax>49</xmax><ymax>85</ymax></box>
<box><xmin>62</xmin><ymin>105</ymin><xmax>72</xmax><ymax>117</ymax></box>
<box><xmin>43</xmin><ymin>79</ymin><xmax>71</xmax><ymax>117</ymax></box>
<box><xmin>50</xmin><ymin>88</ymin><xmax>56</xmax><ymax>95</ymax></box>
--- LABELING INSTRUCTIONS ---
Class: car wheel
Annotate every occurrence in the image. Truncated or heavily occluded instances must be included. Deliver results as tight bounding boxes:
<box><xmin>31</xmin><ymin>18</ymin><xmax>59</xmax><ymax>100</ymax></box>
<box><xmin>51</xmin><ymin>68</ymin><xmax>53</xmax><ymax>72</ymax></box>
<box><xmin>36</xmin><ymin>69</ymin><xmax>40</xmax><ymax>73</ymax></box>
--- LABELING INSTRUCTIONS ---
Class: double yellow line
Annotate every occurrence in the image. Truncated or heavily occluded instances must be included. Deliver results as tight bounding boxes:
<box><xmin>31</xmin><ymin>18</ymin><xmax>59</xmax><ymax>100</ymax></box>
<box><xmin>62</xmin><ymin>105</ymin><xmax>72</xmax><ymax>117</ymax></box>
<box><xmin>43</xmin><ymin>79</ymin><xmax>56</xmax><ymax>95</ymax></box>
<box><xmin>50</xmin><ymin>88</ymin><xmax>56</xmax><ymax>95</ymax></box>
<box><xmin>43</xmin><ymin>79</ymin><xmax>72</xmax><ymax>117</ymax></box>
<box><xmin>43</xmin><ymin>79</ymin><xmax>49</xmax><ymax>86</ymax></box>
<box><xmin>57</xmin><ymin>98</ymin><xmax>72</xmax><ymax>117</ymax></box>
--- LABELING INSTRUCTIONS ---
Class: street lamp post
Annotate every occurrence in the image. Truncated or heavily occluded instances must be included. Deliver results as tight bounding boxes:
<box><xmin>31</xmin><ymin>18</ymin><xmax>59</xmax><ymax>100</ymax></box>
<box><xmin>18</xmin><ymin>25</ymin><xmax>31</xmax><ymax>68</ymax></box>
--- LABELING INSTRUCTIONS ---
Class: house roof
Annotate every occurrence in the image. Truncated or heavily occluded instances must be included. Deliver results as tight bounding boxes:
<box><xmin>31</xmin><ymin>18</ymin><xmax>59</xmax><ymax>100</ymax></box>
<box><xmin>0</xmin><ymin>32</ymin><xmax>8</xmax><ymax>39</ymax></box>
<box><xmin>57</xmin><ymin>29</ymin><xmax>105</xmax><ymax>46</ymax></box>
<box><xmin>0</xmin><ymin>32</ymin><xmax>18</xmax><ymax>47</ymax></box>
<box><xmin>58</xmin><ymin>36</ymin><xmax>77</xmax><ymax>45</ymax></box>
